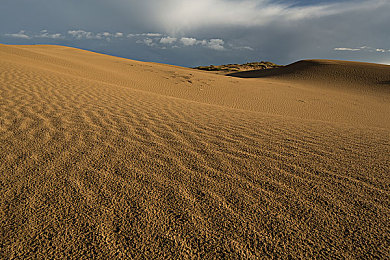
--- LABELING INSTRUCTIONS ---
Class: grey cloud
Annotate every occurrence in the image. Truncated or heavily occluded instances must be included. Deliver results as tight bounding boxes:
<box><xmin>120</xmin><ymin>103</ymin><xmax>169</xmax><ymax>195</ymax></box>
<box><xmin>155</xmin><ymin>0</ymin><xmax>387</xmax><ymax>33</ymax></box>
<box><xmin>0</xmin><ymin>0</ymin><xmax>389</xmax><ymax>67</ymax></box>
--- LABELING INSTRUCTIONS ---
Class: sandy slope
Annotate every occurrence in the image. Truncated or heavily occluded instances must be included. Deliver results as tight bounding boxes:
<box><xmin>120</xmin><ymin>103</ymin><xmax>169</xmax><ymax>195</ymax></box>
<box><xmin>0</xmin><ymin>44</ymin><xmax>389</xmax><ymax>259</ymax></box>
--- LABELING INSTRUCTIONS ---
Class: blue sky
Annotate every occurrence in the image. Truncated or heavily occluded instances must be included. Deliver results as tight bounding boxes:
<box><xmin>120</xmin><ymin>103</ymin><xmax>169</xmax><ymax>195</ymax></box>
<box><xmin>1</xmin><ymin>0</ymin><xmax>389</xmax><ymax>66</ymax></box>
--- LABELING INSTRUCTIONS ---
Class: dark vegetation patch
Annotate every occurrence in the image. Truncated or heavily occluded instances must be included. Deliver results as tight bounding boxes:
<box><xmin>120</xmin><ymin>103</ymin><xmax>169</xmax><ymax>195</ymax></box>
<box><xmin>194</xmin><ymin>61</ymin><xmax>283</xmax><ymax>73</ymax></box>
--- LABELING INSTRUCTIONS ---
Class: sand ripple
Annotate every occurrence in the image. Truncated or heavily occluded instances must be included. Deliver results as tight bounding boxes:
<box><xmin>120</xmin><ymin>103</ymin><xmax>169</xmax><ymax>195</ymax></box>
<box><xmin>0</xmin><ymin>45</ymin><xmax>389</xmax><ymax>259</ymax></box>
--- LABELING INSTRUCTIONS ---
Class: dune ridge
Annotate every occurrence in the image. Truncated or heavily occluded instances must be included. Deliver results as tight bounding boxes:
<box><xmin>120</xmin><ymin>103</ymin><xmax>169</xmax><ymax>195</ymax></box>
<box><xmin>0</xmin><ymin>44</ymin><xmax>389</xmax><ymax>259</ymax></box>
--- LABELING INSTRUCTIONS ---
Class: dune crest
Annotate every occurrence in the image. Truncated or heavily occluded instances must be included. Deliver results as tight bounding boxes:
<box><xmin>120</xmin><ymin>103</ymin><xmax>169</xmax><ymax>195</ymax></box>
<box><xmin>0</xmin><ymin>44</ymin><xmax>389</xmax><ymax>259</ymax></box>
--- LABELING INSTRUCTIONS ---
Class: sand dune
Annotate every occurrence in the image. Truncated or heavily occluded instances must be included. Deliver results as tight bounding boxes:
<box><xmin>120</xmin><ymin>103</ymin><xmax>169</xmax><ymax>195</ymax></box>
<box><xmin>229</xmin><ymin>59</ymin><xmax>390</xmax><ymax>91</ymax></box>
<box><xmin>0</xmin><ymin>44</ymin><xmax>389</xmax><ymax>258</ymax></box>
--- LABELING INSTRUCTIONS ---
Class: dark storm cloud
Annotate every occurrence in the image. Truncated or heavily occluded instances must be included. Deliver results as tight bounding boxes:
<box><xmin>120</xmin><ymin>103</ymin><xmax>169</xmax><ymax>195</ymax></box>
<box><xmin>1</xmin><ymin>0</ymin><xmax>389</xmax><ymax>66</ymax></box>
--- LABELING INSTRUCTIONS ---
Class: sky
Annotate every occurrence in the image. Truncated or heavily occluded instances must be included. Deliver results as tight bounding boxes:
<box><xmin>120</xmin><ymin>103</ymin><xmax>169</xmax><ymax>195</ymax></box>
<box><xmin>1</xmin><ymin>0</ymin><xmax>389</xmax><ymax>67</ymax></box>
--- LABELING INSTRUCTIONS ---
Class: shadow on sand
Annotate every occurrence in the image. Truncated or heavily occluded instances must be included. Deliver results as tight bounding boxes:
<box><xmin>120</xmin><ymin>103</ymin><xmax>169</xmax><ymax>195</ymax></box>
<box><xmin>227</xmin><ymin>68</ymin><xmax>280</xmax><ymax>78</ymax></box>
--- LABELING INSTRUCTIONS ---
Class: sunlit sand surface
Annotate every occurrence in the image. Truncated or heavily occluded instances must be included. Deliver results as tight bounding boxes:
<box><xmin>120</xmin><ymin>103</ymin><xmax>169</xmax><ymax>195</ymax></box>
<box><xmin>1</xmin><ymin>44</ymin><xmax>389</xmax><ymax>258</ymax></box>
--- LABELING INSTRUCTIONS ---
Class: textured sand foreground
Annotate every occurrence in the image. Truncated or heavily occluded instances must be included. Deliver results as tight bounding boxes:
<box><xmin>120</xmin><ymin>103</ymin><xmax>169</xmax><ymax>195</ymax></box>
<box><xmin>0</xmin><ymin>44</ymin><xmax>389</xmax><ymax>259</ymax></box>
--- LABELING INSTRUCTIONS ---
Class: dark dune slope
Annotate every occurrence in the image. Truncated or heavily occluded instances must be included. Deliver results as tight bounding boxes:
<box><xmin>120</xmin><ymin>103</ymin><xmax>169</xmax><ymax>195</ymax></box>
<box><xmin>229</xmin><ymin>59</ymin><xmax>390</xmax><ymax>92</ymax></box>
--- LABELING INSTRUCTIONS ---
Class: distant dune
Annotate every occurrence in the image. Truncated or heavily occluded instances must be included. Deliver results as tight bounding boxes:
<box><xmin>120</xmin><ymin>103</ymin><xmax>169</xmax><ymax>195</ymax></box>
<box><xmin>229</xmin><ymin>59</ymin><xmax>390</xmax><ymax>92</ymax></box>
<box><xmin>0</xmin><ymin>44</ymin><xmax>389</xmax><ymax>259</ymax></box>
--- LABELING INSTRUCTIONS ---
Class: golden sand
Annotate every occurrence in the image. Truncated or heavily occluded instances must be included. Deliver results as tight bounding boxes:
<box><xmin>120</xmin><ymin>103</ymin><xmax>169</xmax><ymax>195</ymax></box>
<box><xmin>0</xmin><ymin>44</ymin><xmax>389</xmax><ymax>258</ymax></box>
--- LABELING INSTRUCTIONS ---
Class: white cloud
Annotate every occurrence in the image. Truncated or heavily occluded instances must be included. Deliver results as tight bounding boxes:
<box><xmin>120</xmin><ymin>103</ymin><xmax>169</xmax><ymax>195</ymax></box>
<box><xmin>197</xmin><ymin>40</ymin><xmax>207</xmax><ymax>46</ymax></box>
<box><xmin>67</xmin><ymin>30</ymin><xmax>126</xmax><ymax>40</ymax></box>
<box><xmin>179</xmin><ymin>37</ymin><xmax>228</xmax><ymax>50</ymax></box>
<box><xmin>68</xmin><ymin>30</ymin><xmax>97</xmax><ymax>39</ymax></box>
<box><xmin>136</xmin><ymin>38</ymin><xmax>156</xmax><ymax>47</ymax></box>
<box><xmin>128</xmin><ymin>33</ymin><xmax>162</xmax><ymax>37</ymax></box>
<box><xmin>4</xmin><ymin>29</ymin><xmax>231</xmax><ymax>52</ymax></box>
<box><xmin>144</xmin><ymin>33</ymin><xmax>162</xmax><ymax>37</ymax></box>
<box><xmin>101</xmin><ymin>32</ymin><xmax>111</xmax><ymax>37</ymax></box>
<box><xmin>334</xmin><ymin>47</ymin><xmax>361</xmax><ymax>51</ymax></box>
<box><xmin>144</xmin><ymin>38</ymin><xmax>153</xmax><ymax>46</ymax></box>
<box><xmin>180</xmin><ymin>37</ymin><xmax>197</xmax><ymax>46</ymax></box>
<box><xmin>240</xmin><ymin>46</ymin><xmax>254</xmax><ymax>51</ymax></box>
<box><xmin>160</xmin><ymin>36</ymin><xmax>177</xmax><ymax>44</ymax></box>
<box><xmin>206</xmin><ymin>39</ymin><xmax>225</xmax><ymax>50</ymax></box>
<box><xmin>231</xmin><ymin>45</ymin><xmax>254</xmax><ymax>51</ymax></box>
<box><xmin>334</xmin><ymin>46</ymin><xmax>390</xmax><ymax>53</ymax></box>
<box><xmin>4</xmin><ymin>30</ymin><xmax>31</xmax><ymax>39</ymax></box>
<box><xmin>36</xmin><ymin>30</ymin><xmax>62</xmax><ymax>39</ymax></box>
<box><xmin>132</xmin><ymin>34</ymin><xmax>229</xmax><ymax>51</ymax></box>
<box><xmin>5</xmin><ymin>29</ymin><xmax>61</xmax><ymax>40</ymax></box>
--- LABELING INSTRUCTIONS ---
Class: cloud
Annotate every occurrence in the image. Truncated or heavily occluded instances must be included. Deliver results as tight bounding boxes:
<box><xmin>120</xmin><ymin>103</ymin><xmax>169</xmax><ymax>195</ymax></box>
<box><xmin>179</xmin><ymin>37</ymin><xmax>227</xmax><ymax>50</ymax></box>
<box><xmin>36</xmin><ymin>30</ymin><xmax>62</xmax><ymax>39</ymax></box>
<box><xmin>334</xmin><ymin>48</ymin><xmax>361</xmax><ymax>51</ymax></box>
<box><xmin>156</xmin><ymin>0</ymin><xmax>387</xmax><ymax>32</ymax></box>
<box><xmin>4</xmin><ymin>30</ymin><xmax>31</xmax><ymax>39</ymax></box>
<box><xmin>4</xmin><ymin>30</ymin><xmax>62</xmax><ymax>40</ymax></box>
<box><xmin>143</xmin><ymin>38</ymin><xmax>154</xmax><ymax>46</ymax></box>
<box><xmin>67</xmin><ymin>30</ymin><xmax>124</xmax><ymax>40</ymax></box>
<box><xmin>1</xmin><ymin>1</ymin><xmax>389</xmax><ymax>66</ymax></box>
<box><xmin>180</xmin><ymin>37</ymin><xmax>198</xmax><ymax>46</ymax></box>
<box><xmin>206</xmin><ymin>39</ymin><xmax>225</xmax><ymax>50</ymax></box>
<box><xmin>2</xmin><ymin>28</ymin><xmax>233</xmax><ymax>52</ymax></box>
<box><xmin>128</xmin><ymin>33</ymin><xmax>162</xmax><ymax>37</ymax></box>
<box><xmin>334</xmin><ymin>46</ymin><xmax>390</xmax><ymax>53</ymax></box>
<box><xmin>138</xmin><ymin>35</ymin><xmax>227</xmax><ymax>51</ymax></box>
<box><xmin>144</xmin><ymin>33</ymin><xmax>162</xmax><ymax>37</ymax></box>
<box><xmin>160</xmin><ymin>36</ymin><xmax>177</xmax><ymax>44</ymax></box>
<box><xmin>101</xmin><ymin>32</ymin><xmax>111</xmax><ymax>37</ymax></box>
<box><xmin>68</xmin><ymin>30</ymin><xmax>98</xmax><ymax>39</ymax></box>
<box><xmin>229</xmin><ymin>44</ymin><xmax>254</xmax><ymax>51</ymax></box>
